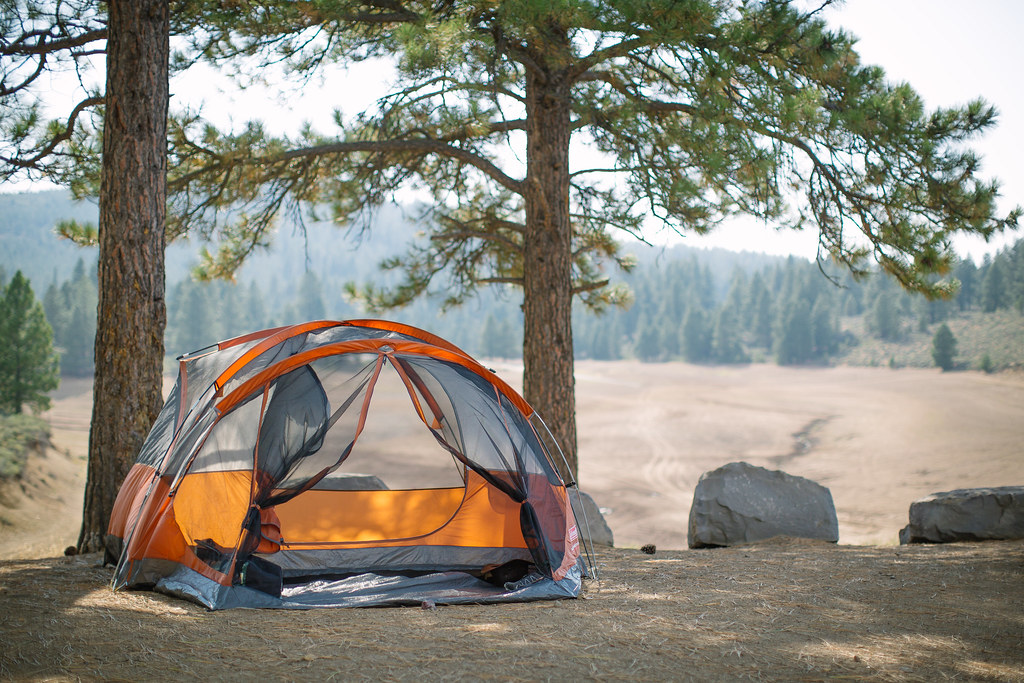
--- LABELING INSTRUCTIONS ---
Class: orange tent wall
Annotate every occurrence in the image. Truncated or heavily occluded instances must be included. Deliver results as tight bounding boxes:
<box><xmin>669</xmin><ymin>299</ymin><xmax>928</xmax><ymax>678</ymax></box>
<box><xmin>111</xmin><ymin>466</ymin><xmax>533</xmax><ymax>586</ymax></box>
<box><xmin>271</xmin><ymin>470</ymin><xmax>527</xmax><ymax>550</ymax></box>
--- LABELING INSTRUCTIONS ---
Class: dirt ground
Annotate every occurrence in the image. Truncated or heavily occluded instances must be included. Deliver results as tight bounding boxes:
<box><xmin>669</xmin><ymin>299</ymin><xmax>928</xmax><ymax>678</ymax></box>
<box><xmin>1</xmin><ymin>363</ymin><xmax>1023</xmax><ymax>680</ymax></box>
<box><xmin>566</xmin><ymin>362</ymin><xmax>1024</xmax><ymax>548</ymax></box>
<box><xmin>2</xmin><ymin>541</ymin><xmax>1022</xmax><ymax>681</ymax></box>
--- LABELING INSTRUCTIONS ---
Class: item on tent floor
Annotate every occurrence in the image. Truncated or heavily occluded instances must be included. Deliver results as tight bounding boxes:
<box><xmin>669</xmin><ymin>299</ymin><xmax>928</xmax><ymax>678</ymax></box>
<box><xmin>106</xmin><ymin>319</ymin><xmax>592</xmax><ymax>609</ymax></box>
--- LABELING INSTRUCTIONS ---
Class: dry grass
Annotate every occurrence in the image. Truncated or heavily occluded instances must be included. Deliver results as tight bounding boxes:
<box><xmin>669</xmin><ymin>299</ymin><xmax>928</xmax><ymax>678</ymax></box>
<box><xmin>2</xmin><ymin>366</ymin><xmax>1023</xmax><ymax>680</ymax></box>
<box><xmin>838</xmin><ymin>309</ymin><xmax>1024</xmax><ymax>371</ymax></box>
<box><xmin>2</xmin><ymin>540</ymin><xmax>1022</xmax><ymax>681</ymax></box>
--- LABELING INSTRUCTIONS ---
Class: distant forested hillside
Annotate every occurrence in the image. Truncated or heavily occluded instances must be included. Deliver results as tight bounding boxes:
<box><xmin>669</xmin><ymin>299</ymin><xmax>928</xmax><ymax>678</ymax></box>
<box><xmin>571</xmin><ymin>246</ymin><xmax>1024</xmax><ymax>372</ymax></box>
<box><xmin>0</xmin><ymin>191</ymin><xmax>98</xmax><ymax>287</ymax></box>
<box><xmin>4</xmin><ymin>190</ymin><xmax>1023</xmax><ymax>374</ymax></box>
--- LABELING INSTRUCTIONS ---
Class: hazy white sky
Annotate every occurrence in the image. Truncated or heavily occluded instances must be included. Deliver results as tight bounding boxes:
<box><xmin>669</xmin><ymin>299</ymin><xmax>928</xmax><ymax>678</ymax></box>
<box><xmin>8</xmin><ymin>1</ymin><xmax>1023</xmax><ymax>261</ymax></box>
<box><xmin>686</xmin><ymin>0</ymin><xmax>1024</xmax><ymax>260</ymax></box>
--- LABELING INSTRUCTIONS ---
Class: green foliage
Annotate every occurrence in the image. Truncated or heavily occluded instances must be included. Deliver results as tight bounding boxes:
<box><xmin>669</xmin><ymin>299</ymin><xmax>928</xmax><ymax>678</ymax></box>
<box><xmin>775</xmin><ymin>300</ymin><xmax>812</xmax><ymax>365</ymax></box>
<box><xmin>21</xmin><ymin>0</ymin><xmax>1009</xmax><ymax>308</ymax></box>
<box><xmin>711</xmin><ymin>306</ymin><xmax>747</xmax><ymax>364</ymax></box>
<box><xmin>681</xmin><ymin>307</ymin><xmax>712</xmax><ymax>363</ymax></box>
<box><xmin>0</xmin><ymin>414</ymin><xmax>49</xmax><ymax>479</ymax></box>
<box><xmin>0</xmin><ymin>0</ymin><xmax>106</xmax><ymax>185</ymax></box>
<box><xmin>166</xmin><ymin>277</ymin><xmax>271</xmax><ymax>355</ymax></box>
<box><xmin>0</xmin><ymin>271</ymin><xmax>60</xmax><ymax>414</ymax></box>
<box><xmin>633</xmin><ymin>313</ymin><xmax>663</xmax><ymax>362</ymax></box>
<box><xmin>479</xmin><ymin>313</ymin><xmax>520</xmax><ymax>359</ymax></box>
<box><xmin>870</xmin><ymin>291</ymin><xmax>902</xmax><ymax>341</ymax></box>
<box><xmin>43</xmin><ymin>258</ymin><xmax>97</xmax><ymax>376</ymax></box>
<box><xmin>16</xmin><ymin>181</ymin><xmax>1024</xmax><ymax>372</ymax></box>
<box><xmin>931</xmin><ymin>323</ymin><xmax>958</xmax><ymax>371</ymax></box>
<box><xmin>979</xmin><ymin>353</ymin><xmax>994</xmax><ymax>374</ymax></box>
<box><xmin>981</xmin><ymin>257</ymin><xmax>1007</xmax><ymax>313</ymax></box>
<box><xmin>0</xmin><ymin>190</ymin><xmax>99</xmax><ymax>288</ymax></box>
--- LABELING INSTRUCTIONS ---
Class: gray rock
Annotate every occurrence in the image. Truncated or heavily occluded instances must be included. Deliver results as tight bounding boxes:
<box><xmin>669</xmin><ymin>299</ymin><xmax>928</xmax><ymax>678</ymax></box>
<box><xmin>688</xmin><ymin>461</ymin><xmax>839</xmax><ymax>548</ymax></box>
<box><xmin>568</xmin><ymin>489</ymin><xmax>614</xmax><ymax>547</ymax></box>
<box><xmin>899</xmin><ymin>486</ymin><xmax>1024</xmax><ymax>544</ymax></box>
<box><xmin>315</xmin><ymin>473</ymin><xmax>389</xmax><ymax>491</ymax></box>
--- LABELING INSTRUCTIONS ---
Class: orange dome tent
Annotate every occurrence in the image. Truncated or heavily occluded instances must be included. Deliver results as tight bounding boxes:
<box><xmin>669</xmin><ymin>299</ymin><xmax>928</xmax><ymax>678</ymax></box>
<box><xmin>106</xmin><ymin>320</ymin><xmax>588</xmax><ymax>608</ymax></box>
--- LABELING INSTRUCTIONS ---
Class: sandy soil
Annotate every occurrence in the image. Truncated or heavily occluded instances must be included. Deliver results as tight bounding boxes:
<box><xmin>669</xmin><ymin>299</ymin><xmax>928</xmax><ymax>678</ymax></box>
<box><xmin>1</xmin><ymin>363</ymin><xmax>1023</xmax><ymax>680</ymax></box>
<box><xmin>4</xmin><ymin>362</ymin><xmax>1024</xmax><ymax>555</ymax></box>
<box><xmin>564</xmin><ymin>362</ymin><xmax>1024</xmax><ymax>548</ymax></box>
<box><xmin>0</xmin><ymin>377</ymin><xmax>91</xmax><ymax>559</ymax></box>
<box><xmin>2</xmin><ymin>541</ymin><xmax>1022</xmax><ymax>681</ymax></box>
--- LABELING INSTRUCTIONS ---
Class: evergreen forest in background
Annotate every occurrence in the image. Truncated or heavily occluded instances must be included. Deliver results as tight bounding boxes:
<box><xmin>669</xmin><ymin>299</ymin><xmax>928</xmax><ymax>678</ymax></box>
<box><xmin>4</xmin><ymin>190</ymin><xmax>1024</xmax><ymax>375</ymax></box>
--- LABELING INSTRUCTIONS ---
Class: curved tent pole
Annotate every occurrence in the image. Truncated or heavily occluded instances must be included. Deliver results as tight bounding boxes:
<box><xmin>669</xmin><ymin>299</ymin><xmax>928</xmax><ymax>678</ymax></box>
<box><xmin>389</xmin><ymin>354</ymin><xmax>445</xmax><ymax>430</ymax></box>
<box><xmin>531</xmin><ymin>413</ymin><xmax>599</xmax><ymax>580</ymax></box>
<box><xmin>213</xmin><ymin>320</ymin><xmax>343</xmax><ymax>394</ymax></box>
<box><xmin>342</xmin><ymin>319</ymin><xmax>473</xmax><ymax>358</ymax></box>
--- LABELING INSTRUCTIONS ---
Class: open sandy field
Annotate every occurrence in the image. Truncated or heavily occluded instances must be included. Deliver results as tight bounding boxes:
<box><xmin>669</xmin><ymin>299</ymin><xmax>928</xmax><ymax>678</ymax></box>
<box><xmin>566</xmin><ymin>362</ymin><xmax>1024</xmax><ymax>549</ymax></box>
<box><xmin>1</xmin><ymin>362</ymin><xmax>1023</xmax><ymax>680</ymax></box>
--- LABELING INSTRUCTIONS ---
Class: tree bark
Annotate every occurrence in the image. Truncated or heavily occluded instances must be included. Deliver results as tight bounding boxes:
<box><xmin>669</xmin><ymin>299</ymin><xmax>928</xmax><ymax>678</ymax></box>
<box><xmin>522</xmin><ymin>63</ymin><xmax>577</xmax><ymax>482</ymax></box>
<box><xmin>78</xmin><ymin>0</ymin><xmax>169</xmax><ymax>553</ymax></box>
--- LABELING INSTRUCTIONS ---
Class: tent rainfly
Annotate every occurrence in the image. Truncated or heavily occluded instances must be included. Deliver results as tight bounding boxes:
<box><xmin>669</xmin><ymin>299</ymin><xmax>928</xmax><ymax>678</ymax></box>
<box><xmin>106</xmin><ymin>320</ymin><xmax>589</xmax><ymax>608</ymax></box>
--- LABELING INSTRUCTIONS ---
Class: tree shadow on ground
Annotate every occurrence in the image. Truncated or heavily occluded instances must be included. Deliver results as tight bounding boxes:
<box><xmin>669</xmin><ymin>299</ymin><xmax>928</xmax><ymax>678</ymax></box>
<box><xmin>1</xmin><ymin>541</ymin><xmax>1022</xmax><ymax>681</ymax></box>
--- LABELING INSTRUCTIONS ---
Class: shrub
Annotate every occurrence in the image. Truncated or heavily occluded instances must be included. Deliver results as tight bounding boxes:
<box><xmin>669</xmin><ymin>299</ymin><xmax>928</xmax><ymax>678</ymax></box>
<box><xmin>931</xmin><ymin>323</ymin><xmax>958</xmax><ymax>371</ymax></box>
<box><xmin>979</xmin><ymin>353</ymin><xmax>994</xmax><ymax>373</ymax></box>
<box><xmin>0</xmin><ymin>415</ymin><xmax>49</xmax><ymax>479</ymax></box>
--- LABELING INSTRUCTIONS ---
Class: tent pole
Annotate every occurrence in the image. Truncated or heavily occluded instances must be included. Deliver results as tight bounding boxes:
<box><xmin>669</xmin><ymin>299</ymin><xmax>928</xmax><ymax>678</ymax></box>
<box><xmin>533</xmin><ymin>414</ymin><xmax>599</xmax><ymax>580</ymax></box>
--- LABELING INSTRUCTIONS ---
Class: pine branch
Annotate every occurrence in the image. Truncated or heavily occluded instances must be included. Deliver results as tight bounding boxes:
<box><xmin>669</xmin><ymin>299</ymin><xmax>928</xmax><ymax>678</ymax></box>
<box><xmin>1</xmin><ymin>28</ymin><xmax>107</xmax><ymax>58</ymax></box>
<box><xmin>572</xmin><ymin>278</ymin><xmax>610</xmax><ymax>295</ymax></box>
<box><xmin>0</xmin><ymin>51</ymin><xmax>46</xmax><ymax>97</ymax></box>
<box><xmin>570</xmin><ymin>36</ymin><xmax>649</xmax><ymax>80</ymax></box>
<box><xmin>278</xmin><ymin>138</ymin><xmax>524</xmax><ymax>194</ymax></box>
<box><xmin>382</xmin><ymin>75</ymin><xmax>526</xmax><ymax>106</ymax></box>
<box><xmin>478</xmin><ymin>276</ymin><xmax>523</xmax><ymax>286</ymax></box>
<box><xmin>0</xmin><ymin>95</ymin><xmax>102</xmax><ymax>170</ymax></box>
<box><xmin>434</xmin><ymin>221</ymin><xmax>523</xmax><ymax>254</ymax></box>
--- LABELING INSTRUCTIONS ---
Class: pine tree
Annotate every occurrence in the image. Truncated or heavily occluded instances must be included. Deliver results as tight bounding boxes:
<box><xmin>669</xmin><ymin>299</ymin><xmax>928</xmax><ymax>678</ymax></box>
<box><xmin>931</xmin><ymin>323</ymin><xmax>958</xmax><ymax>371</ymax></box>
<box><xmin>245</xmin><ymin>281</ymin><xmax>267</xmax><ymax>332</ymax></box>
<box><xmin>775</xmin><ymin>299</ymin><xmax>812</xmax><ymax>365</ymax></box>
<box><xmin>0</xmin><ymin>271</ymin><xmax>60</xmax><ymax>414</ymax></box>
<box><xmin>1009</xmin><ymin>242</ymin><xmax>1024</xmax><ymax>313</ymax></box>
<box><xmin>810</xmin><ymin>296</ymin><xmax>839</xmax><ymax>360</ymax></box>
<box><xmin>294</xmin><ymin>271</ymin><xmax>327</xmax><ymax>322</ymax></box>
<box><xmin>870</xmin><ymin>291</ymin><xmax>902</xmax><ymax>341</ymax></box>
<box><xmin>681</xmin><ymin>307</ymin><xmax>712</xmax><ymax>363</ymax></box>
<box><xmin>0</xmin><ymin>2</ymin><xmax>106</xmax><ymax>183</ymax></box>
<box><xmin>633</xmin><ymin>314</ymin><xmax>662</xmax><ymax>362</ymax></box>
<box><xmin>980</xmin><ymin>256</ymin><xmax>1008</xmax><ymax>312</ymax></box>
<box><xmin>711</xmin><ymin>305</ymin><xmax>747</xmax><ymax>364</ymax></box>
<box><xmin>16</xmin><ymin>1</ymin><xmax>1023</xmax><ymax>481</ymax></box>
<box><xmin>588</xmin><ymin>317</ymin><xmax>619</xmax><ymax>361</ymax></box>
<box><xmin>43</xmin><ymin>259</ymin><xmax>98</xmax><ymax>376</ymax></box>
<box><xmin>480</xmin><ymin>313</ymin><xmax>505</xmax><ymax>358</ymax></box>
<box><xmin>954</xmin><ymin>258</ymin><xmax>979</xmax><ymax>311</ymax></box>
<box><xmin>77</xmin><ymin>0</ymin><xmax>170</xmax><ymax>553</ymax></box>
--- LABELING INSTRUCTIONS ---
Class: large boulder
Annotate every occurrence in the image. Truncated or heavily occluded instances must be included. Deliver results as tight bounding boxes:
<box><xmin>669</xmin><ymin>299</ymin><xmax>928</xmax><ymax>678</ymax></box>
<box><xmin>568</xmin><ymin>489</ymin><xmax>614</xmax><ymax>547</ymax></box>
<box><xmin>899</xmin><ymin>486</ymin><xmax>1024</xmax><ymax>544</ymax></box>
<box><xmin>688</xmin><ymin>461</ymin><xmax>839</xmax><ymax>548</ymax></box>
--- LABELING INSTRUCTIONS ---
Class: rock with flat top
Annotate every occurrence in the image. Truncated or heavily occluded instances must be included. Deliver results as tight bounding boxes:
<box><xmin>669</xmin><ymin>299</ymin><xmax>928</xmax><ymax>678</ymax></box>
<box><xmin>899</xmin><ymin>486</ymin><xmax>1024</xmax><ymax>544</ymax></box>
<box><xmin>569</xmin><ymin>489</ymin><xmax>614</xmax><ymax>547</ymax></box>
<box><xmin>688</xmin><ymin>461</ymin><xmax>839</xmax><ymax>548</ymax></box>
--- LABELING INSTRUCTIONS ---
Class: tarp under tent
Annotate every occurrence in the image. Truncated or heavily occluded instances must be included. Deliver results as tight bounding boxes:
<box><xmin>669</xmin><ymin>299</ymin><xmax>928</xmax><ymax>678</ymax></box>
<box><xmin>106</xmin><ymin>319</ymin><xmax>589</xmax><ymax>609</ymax></box>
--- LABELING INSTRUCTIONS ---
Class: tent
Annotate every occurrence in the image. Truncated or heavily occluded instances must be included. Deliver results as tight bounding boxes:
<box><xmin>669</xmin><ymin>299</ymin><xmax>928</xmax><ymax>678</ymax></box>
<box><xmin>106</xmin><ymin>319</ymin><xmax>589</xmax><ymax>609</ymax></box>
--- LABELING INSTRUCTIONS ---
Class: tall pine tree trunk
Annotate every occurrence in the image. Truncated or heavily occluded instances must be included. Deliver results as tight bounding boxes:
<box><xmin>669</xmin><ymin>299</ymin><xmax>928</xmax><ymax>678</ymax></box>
<box><xmin>522</xmin><ymin>65</ymin><xmax>577</xmax><ymax>482</ymax></box>
<box><xmin>78</xmin><ymin>0</ymin><xmax>169</xmax><ymax>553</ymax></box>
